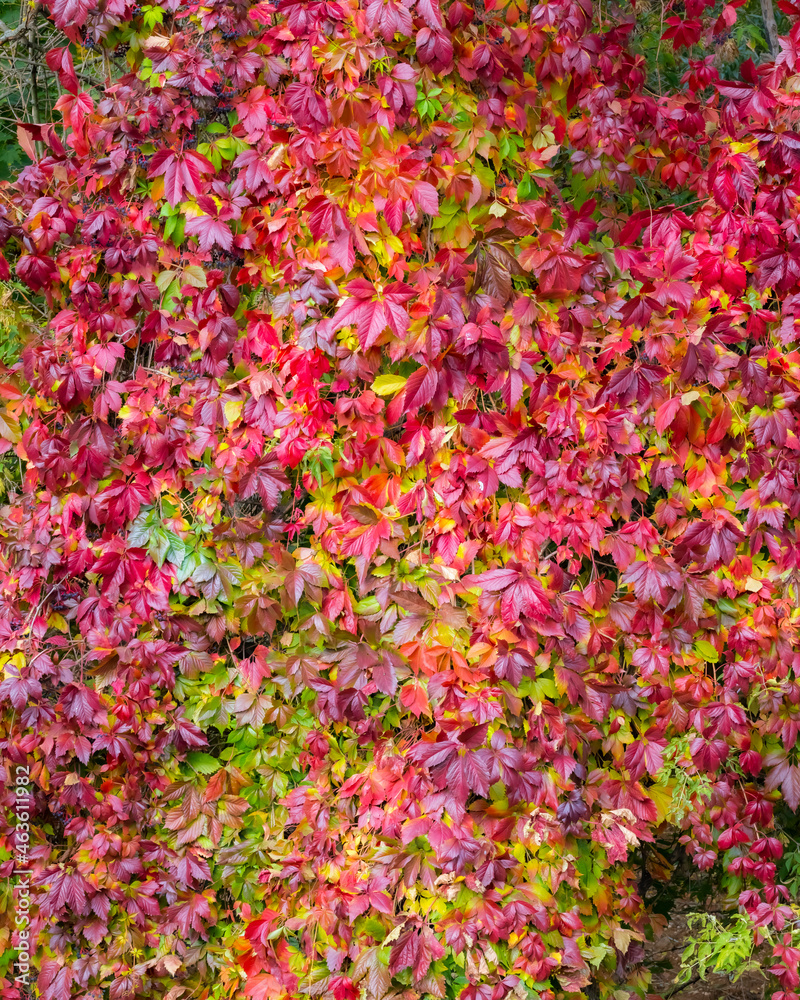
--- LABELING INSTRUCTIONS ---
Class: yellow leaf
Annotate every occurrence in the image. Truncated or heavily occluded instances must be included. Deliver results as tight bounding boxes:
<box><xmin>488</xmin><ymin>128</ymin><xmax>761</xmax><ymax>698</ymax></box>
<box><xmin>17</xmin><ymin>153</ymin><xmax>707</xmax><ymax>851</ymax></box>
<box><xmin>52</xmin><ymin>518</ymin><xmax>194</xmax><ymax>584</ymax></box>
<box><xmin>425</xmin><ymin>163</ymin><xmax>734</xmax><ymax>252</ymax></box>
<box><xmin>383</xmin><ymin>922</ymin><xmax>404</xmax><ymax>945</ymax></box>
<box><xmin>181</xmin><ymin>265</ymin><xmax>207</xmax><ymax>288</ymax></box>
<box><xmin>648</xmin><ymin>781</ymin><xmax>673</xmax><ymax>824</ymax></box>
<box><xmin>612</xmin><ymin>928</ymin><xmax>634</xmax><ymax>953</ymax></box>
<box><xmin>0</xmin><ymin>411</ymin><xmax>20</xmax><ymax>443</ymax></box>
<box><xmin>372</xmin><ymin>374</ymin><xmax>407</xmax><ymax>396</ymax></box>
<box><xmin>47</xmin><ymin>613</ymin><xmax>68</xmax><ymax>632</ymax></box>
<box><xmin>8</xmin><ymin>652</ymin><xmax>25</xmax><ymax>673</ymax></box>
<box><xmin>155</xmin><ymin>270</ymin><xmax>177</xmax><ymax>293</ymax></box>
<box><xmin>385</xmin><ymin>233</ymin><xmax>404</xmax><ymax>254</ymax></box>
<box><xmin>745</xmin><ymin>577</ymin><xmax>762</xmax><ymax>592</ymax></box>
<box><xmin>224</xmin><ymin>399</ymin><xmax>243</xmax><ymax>424</ymax></box>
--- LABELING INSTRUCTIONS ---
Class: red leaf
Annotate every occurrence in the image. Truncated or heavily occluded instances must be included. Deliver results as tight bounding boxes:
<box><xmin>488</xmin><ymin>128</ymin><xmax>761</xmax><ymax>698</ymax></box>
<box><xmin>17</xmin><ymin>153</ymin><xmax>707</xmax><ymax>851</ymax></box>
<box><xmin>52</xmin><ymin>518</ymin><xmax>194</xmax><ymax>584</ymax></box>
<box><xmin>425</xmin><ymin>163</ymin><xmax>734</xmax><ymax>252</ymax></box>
<box><xmin>185</xmin><ymin>214</ymin><xmax>234</xmax><ymax>252</ymax></box>
<box><xmin>148</xmin><ymin>149</ymin><xmax>216</xmax><ymax>206</ymax></box>
<box><xmin>412</xmin><ymin>181</ymin><xmax>439</xmax><ymax>215</ymax></box>
<box><xmin>38</xmin><ymin>962</ymin><xmax>74</xmax><ymax>1000</ymax></box>
<box><xmin>415</xmin><ymin>0</ymin><xmax>443</xmax><ymax>28</ymax></box>
<box><xmin>661</xmin><ymin>16</ymin><xmax>702</xmax><ymax>49</ymax></box>
<box><xmin>400</xmin><ymin>681</ymin><xmax>429</xmax><ymax>717</ymax></box>
<box><xmin>766</xmin><ymin>756</ymin><xmax>800</xmax><ymax>811</ymax></box>
<box><xmin>655</xmin><ymin>396</ymin><xmax>682</xmax><ymax>434</ymax></box>
<box><xmin>47</xmin><ymin>0</ymin><xmax>94</xmax><ymax>31</ymax></box>
<box><xmin>404</xmin><ymin>366</ymin><xmax>438</xmax><ymax>409</ymax></box>
<box><xmin>45</xmin><ymin>47</ymin><xmax>79</xmax><ymax>94</ymax></box>
<box><xmin>389</xmin><ymin>928</ymin><xmax>420</xmax><ymax>975</ymax></box>
<box><xmin>285</xmin><ymin>83</ymin><xmax>330</xmax><ymax>131</ymax></box>
<box><xmin>240</xmin><ymin>456</ymin><xmax>289</xmax><ymax>510</ymax></box>
<box><xmin>373</xmin><ymin>652</ymin><xmax>399</xmax><ymax>695</ymax></box>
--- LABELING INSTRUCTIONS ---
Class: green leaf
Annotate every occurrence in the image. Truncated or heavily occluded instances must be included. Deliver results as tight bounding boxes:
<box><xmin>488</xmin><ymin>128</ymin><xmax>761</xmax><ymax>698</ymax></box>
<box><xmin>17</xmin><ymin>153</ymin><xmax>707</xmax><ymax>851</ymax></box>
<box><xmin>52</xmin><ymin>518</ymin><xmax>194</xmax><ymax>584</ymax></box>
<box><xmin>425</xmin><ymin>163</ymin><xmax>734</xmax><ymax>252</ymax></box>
<box><xmin>318</xmin><ymin>447</ymin><xmax>336</xmax><ymax>478</ymax></box>
<box><xmin>164</xmin><ymin>213</ymin><xmax>185</xmax><ymax>244</ymax></box>
<box><xmin>187</xmin><ymin>751</ymin><xmax>222</xmax><ymax>774</ymax></box>
<box><xmin>165</xmin><ymin>534</ymin><xmax>188</xmax><ymax>567</ymax></box>
<box><xmin>695</xmin><ymin>640</ymin><xmax>719</xmax><ymax>662</ymax></box>
<box><xmin>354</xmin><ymin>596</ymin><xmax>380</xmax><ymax>615</ymax></box>
<box><xmin>128</xmin><ymin>506</ymin><xmax>159</xmax><ymax>547</ymax></box>
<box><xmin>148</xmin><ymin>528</ymin><xmax>172</xmax><ymax>567</ymax></box>
<box><xmin>517</xmin><ymin>173</ymin><xmax>540</xmax><ymax>201</ymax></box>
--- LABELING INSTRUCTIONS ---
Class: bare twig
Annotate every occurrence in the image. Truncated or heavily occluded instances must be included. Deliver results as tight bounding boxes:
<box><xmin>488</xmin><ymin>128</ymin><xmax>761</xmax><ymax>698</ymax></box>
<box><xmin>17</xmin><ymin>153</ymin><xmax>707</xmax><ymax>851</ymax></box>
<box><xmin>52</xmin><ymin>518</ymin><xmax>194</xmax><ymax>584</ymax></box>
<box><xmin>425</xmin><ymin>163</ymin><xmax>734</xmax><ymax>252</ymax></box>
<box><xmin>11</xmin><ymin>55</ymin><xmax>105</xmax><ymax>90</ymax></box>
<box><xmin>28</xmin><ymin>25</ymin><xmax>41</xmax><ymax>123</ymax></box>
<box><xmin>0</xmin><ymin>2</ymin><xmax>42</xmax><ymax>46</ymax></box>
<box><xmin>0</xmin><ymin>20</ymin><xmax>30</xmax><ymax>45</ymax></box>
<box><xmin>663</xmin><ymin>975</ymin><xmax>701</xmax><ymax>999</ymax></box>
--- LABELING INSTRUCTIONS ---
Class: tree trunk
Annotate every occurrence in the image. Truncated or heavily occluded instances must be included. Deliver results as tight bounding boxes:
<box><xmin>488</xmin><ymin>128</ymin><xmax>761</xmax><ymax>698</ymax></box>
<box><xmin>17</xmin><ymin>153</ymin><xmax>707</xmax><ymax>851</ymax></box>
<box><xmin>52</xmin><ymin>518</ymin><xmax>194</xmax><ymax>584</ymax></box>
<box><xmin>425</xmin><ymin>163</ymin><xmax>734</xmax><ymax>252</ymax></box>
<box><xmin>761</xmin><ymin>0</ymin><xmax>780</xmax><ymax>58</ymax></box>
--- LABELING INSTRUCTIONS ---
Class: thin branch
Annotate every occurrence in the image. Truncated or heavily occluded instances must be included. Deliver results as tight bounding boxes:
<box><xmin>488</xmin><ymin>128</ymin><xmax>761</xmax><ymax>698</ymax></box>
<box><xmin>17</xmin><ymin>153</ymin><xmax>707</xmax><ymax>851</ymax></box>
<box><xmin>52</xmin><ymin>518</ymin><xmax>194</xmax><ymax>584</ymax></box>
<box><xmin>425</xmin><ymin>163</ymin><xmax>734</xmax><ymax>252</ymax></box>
<box><xmin>663</xmin><ymin>975</ymin><xmax>701</xmax><ymax>999</ymax></box>
<box><xmin>0</xmin><ymin>2</ymin><xmax>42</xmax><ymax>46</ymax></box>
<box><xmin>12</xmin><ymin>55</ymin><xmax>106</xmax><ymax>90</ymax></box>
<box><xmin>28</xmin><ymin>23</ymin><xmax>41</xmax><ymax>124</ymax></box>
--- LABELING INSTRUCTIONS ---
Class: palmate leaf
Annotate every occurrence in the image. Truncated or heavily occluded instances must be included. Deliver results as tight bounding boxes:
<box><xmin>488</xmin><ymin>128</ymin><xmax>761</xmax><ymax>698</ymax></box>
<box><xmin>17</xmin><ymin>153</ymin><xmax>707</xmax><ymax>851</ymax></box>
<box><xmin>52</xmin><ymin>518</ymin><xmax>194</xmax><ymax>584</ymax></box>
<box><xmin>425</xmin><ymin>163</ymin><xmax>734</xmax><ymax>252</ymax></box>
<box><xmin>48</xmin><ymin>0</ymin><xmax>93</xmax><ymax>30</ymax></box>
<box><xmin>148</xmin><ymin>149</ymin><xmax>216</xmax><ymax>206</ymax></box>
<box><xmin>284</xmin><ymin>82</ymin><xmax>330</xmax><ymax>131</ymax></box>
<box><xmin>239</xmin><ymin>456</ymin><xmax>290</xmax><ymax>510</ymax></box>
<box><xmin>185</xmin><ymin>213</ymin><xmax>234</xmax><ymax>252</ymax></box>
<box><xmin>471</xmin><ymin>239</ymin><xmax>525</xmax><ymax>303</ymax></box>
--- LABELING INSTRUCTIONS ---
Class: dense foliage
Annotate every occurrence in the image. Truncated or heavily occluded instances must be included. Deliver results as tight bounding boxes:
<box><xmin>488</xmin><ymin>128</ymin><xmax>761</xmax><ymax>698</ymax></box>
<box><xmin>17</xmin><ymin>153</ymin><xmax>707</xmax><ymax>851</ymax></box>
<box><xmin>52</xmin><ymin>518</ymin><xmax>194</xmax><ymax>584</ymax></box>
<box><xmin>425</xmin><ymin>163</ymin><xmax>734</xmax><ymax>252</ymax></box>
<box><xmin>3</xmin><ymin>0</ymin><xmax>800</xmax><ymax>999</ymax></box>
